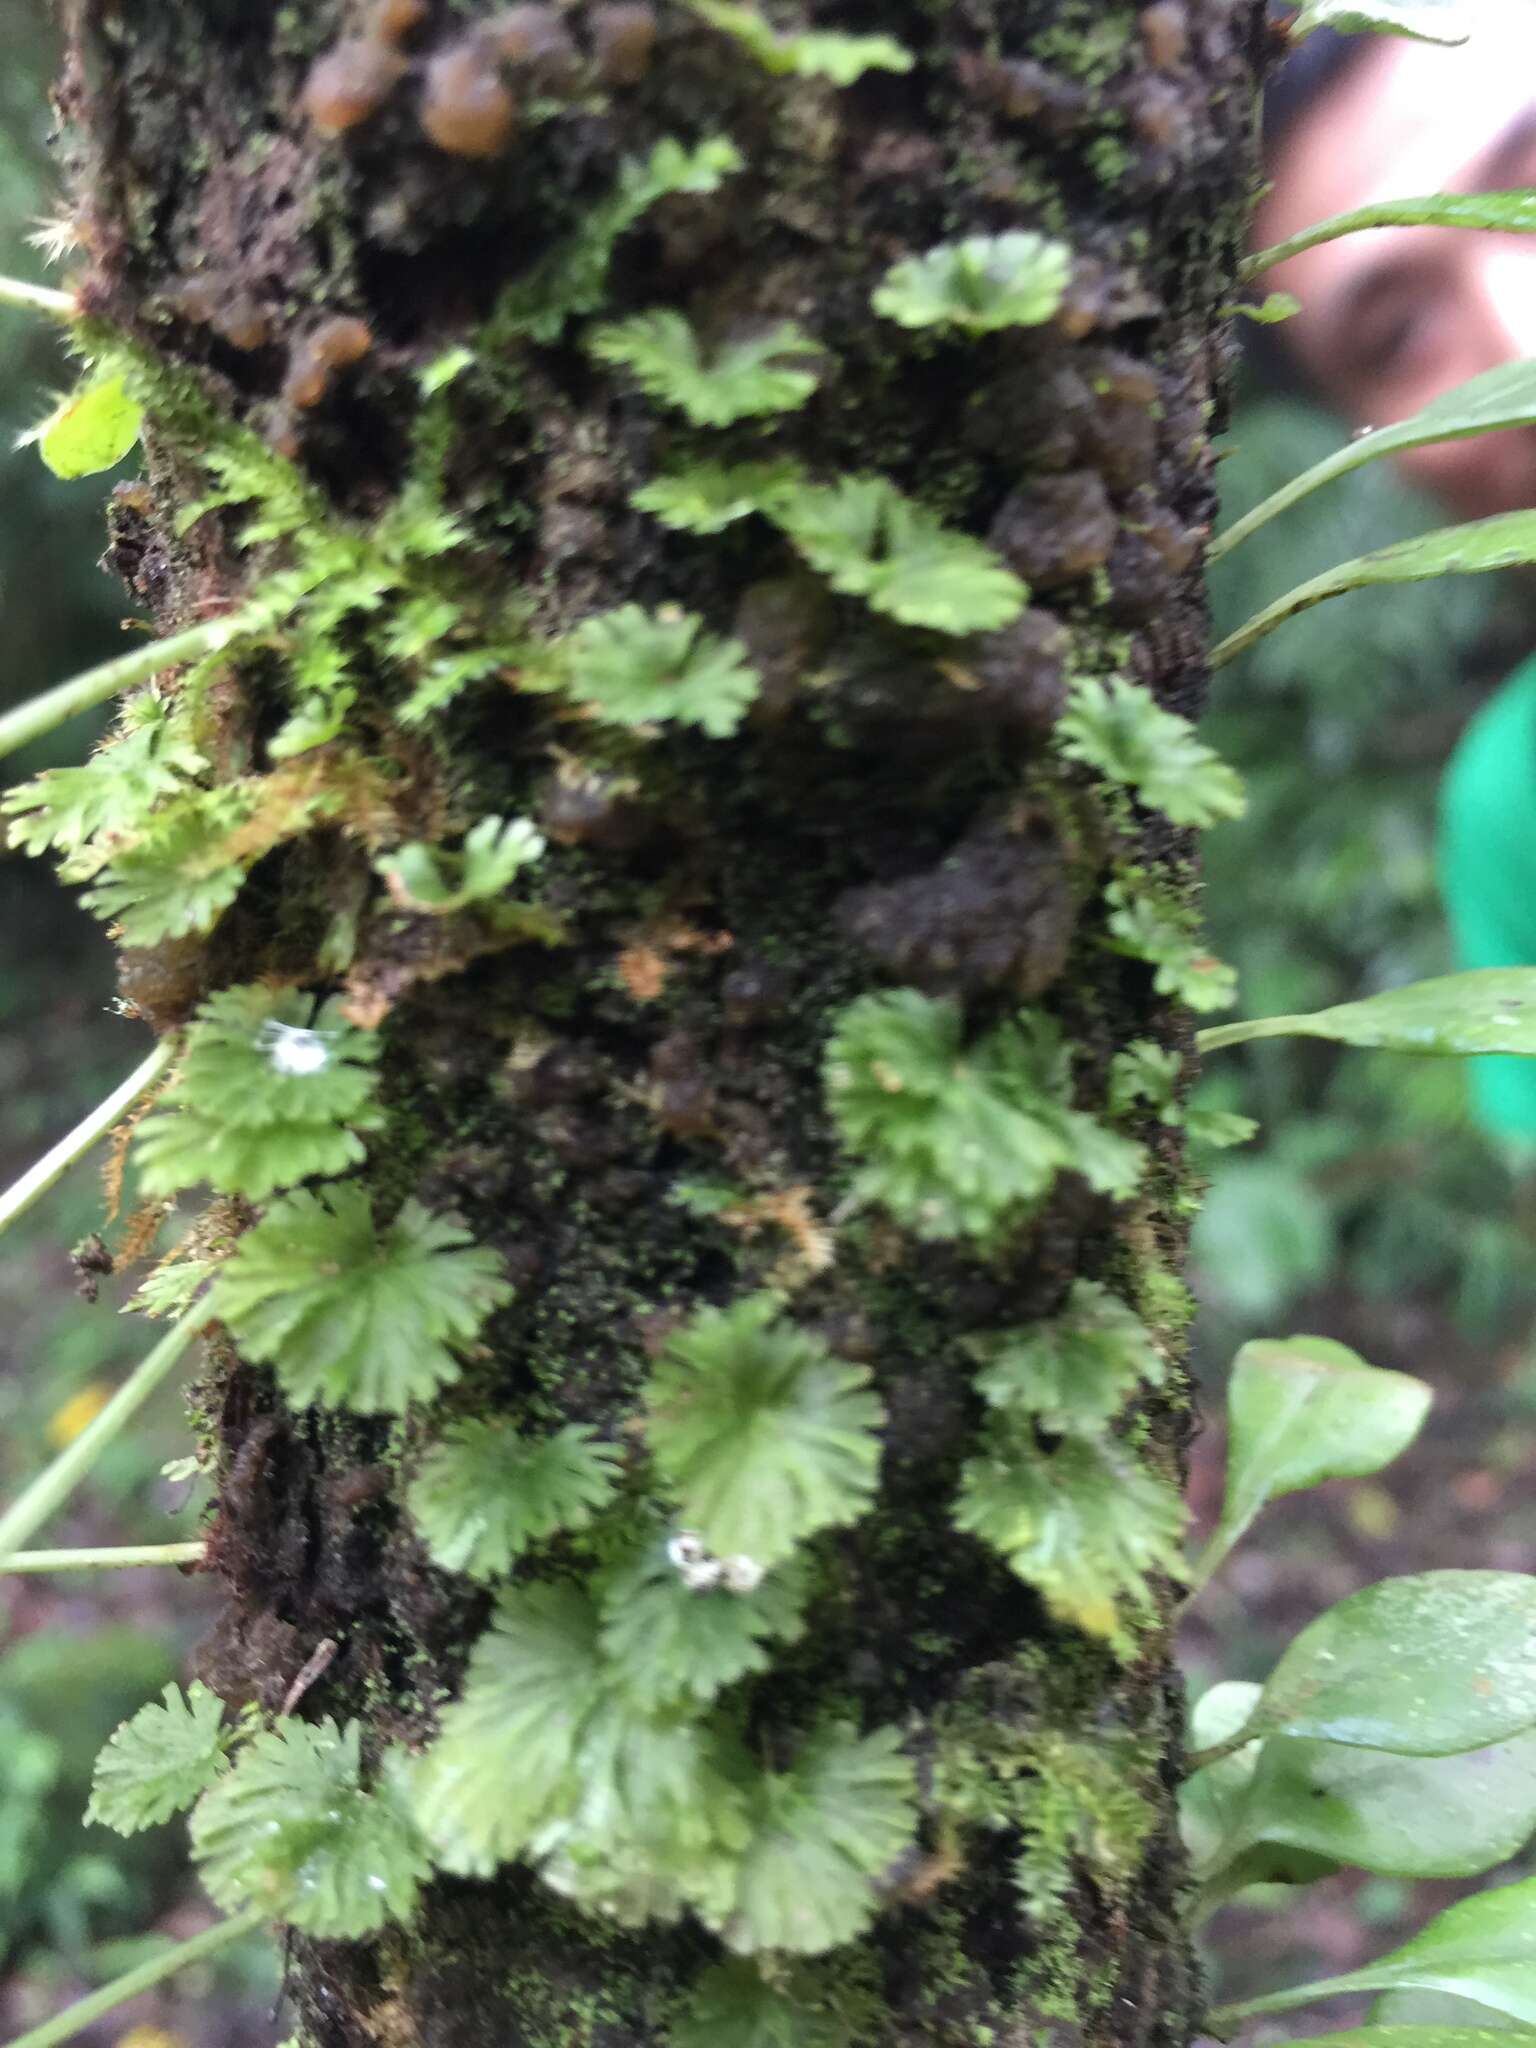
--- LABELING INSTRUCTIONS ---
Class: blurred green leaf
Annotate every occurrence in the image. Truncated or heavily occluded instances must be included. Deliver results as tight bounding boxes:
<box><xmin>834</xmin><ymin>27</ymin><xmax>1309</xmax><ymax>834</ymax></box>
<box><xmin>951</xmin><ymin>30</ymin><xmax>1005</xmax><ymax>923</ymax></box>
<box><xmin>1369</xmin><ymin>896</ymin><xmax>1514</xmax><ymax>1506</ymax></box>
<box><xmin>1216</xmin><ymin>362</ymin><xmax>1536</xmax><ymax>559</ymax></box>
<box><xmin>1216</xmin><ymin>1876</ymin><xmax>1536</xmax><ymax>2023</ymax></box>
<box><xmin>1213</xmin><ymin>512</ymin><xmax>1536</xmax><ymax>669</ymax></box>
<box><xmin>1201</xmin><ymin>969</ymin><xmax>1536</xmax><ymax>1057</ymax></box>
<box><xmin>33</xmin><ymin>373</ymin><xmax>141</xmax><ymax>480</ymax></box>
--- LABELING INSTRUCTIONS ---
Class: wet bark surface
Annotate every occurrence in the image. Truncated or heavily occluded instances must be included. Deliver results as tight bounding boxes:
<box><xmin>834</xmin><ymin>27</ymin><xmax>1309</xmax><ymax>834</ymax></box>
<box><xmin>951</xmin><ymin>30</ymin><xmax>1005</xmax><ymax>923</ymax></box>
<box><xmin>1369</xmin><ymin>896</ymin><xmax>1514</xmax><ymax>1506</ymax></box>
<box><xmin>57</xmin><ymin>2</ymin><xmax>1264</xmax><ymax>2042</ymax></box>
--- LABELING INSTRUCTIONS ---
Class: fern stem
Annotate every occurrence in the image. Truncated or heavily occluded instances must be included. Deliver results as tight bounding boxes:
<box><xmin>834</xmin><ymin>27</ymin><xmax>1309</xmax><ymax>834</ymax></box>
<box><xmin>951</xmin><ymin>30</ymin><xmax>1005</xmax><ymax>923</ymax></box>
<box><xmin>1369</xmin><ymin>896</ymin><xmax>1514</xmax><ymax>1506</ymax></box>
<box><xmin>0</xmin><ymin>273</ymin><xmax>76</xmax><ymax>320</ymax></box>
<box><xmin>0</xmin><ymin>1315</ymin><xmax>200</xmax><ymax>1556</ymax></box>
<box><xmin>0</xmin><ymin>1038</ymin><xmax>174</xmax><ymax>1241</ymax></box>
<box><xmin>2</xmin><ymin>1905</ymin><xmax>266</xmax><ymax>2048</ymax></box>
<box><xmin>0</xmin><ymin>618</ymin><xmax>236</xmax><ymax>765</ymax></box>
<box><xmin>0</xmin><ymin>1541</ymin><xmax>204</xmax><ymax>1573</ymax></box>
<box><xmin>1195</xmin><ymin>1014</ymin><xmax>1305</xmax><ymax>1054</ymax></box>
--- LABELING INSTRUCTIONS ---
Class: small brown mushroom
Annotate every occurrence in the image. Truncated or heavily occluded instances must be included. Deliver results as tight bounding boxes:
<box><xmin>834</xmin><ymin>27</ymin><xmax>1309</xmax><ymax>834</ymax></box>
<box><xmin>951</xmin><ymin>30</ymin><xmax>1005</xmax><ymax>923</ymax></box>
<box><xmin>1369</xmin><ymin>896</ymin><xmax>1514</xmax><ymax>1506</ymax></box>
<box><xmin>301</xmin><ymin>36</ymin><xmax>407</xmax><ymax>136</ymax></box>
<box><xmin>420</xmin><ymin>34</ymin><xmax>520</xmax><ymax>156</ymax></box>
<box><xmin>281</xmin><ymin>314</ymin><xmax>374</xmax><ymax>409</ymax></box>
<box><xmin>590</xmin><ymin>2</ymin><xmax>657</xmax><ymax>85</ymax></box>
<box><xmin>370</xmin><ymin>0</ymin><xmax>428</xmax><ymax>45</ymax></box>
<box><xmin>493</xmin><ymin>4</ymin><xmax>581</xmax><ymax>86</ymax></box>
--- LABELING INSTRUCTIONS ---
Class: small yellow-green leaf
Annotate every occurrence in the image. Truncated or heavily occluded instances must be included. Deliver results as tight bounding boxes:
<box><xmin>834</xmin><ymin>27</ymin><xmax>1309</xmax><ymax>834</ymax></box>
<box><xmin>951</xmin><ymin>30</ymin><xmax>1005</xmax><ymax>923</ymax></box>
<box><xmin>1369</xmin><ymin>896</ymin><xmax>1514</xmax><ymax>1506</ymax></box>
<box><xmin>1199</xmin><ymin>968</ymin><xmax>1536</xmax><ymax>1058</ymax></box>
<box><xmin>1230</xmin><ymin>291</ymin><xmax>1302</xmax><ymax>325</ymax></box>
<box><xmin>1194</xmin><ymin>1336</ymin><xmax>1430</xmax><ymax>1588</ymax></box>
<box><xmin>35</xmin><ymin>372</ymin><xmax>143</xmax><ymax>479</ymax></box>
<box><xmin>1212</xmin><ymin>510</ymin><xmax>1536</xmax><ymax>669</ymax></box>
<box><xmin>1249</xmin><ymin>1571</ymin><xmax>1536</xmax><ymax>1755</ymax></box>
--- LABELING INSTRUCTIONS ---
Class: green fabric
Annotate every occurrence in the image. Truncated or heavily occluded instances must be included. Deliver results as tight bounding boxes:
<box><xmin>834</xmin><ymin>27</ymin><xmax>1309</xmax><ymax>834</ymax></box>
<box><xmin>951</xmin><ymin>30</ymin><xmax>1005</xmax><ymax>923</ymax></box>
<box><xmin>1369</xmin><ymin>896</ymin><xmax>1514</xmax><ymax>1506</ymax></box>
<box><xmin>1438</xmin><ymin>652</ymin><xmax>1536</xmax><ymax>1141</ymax></box>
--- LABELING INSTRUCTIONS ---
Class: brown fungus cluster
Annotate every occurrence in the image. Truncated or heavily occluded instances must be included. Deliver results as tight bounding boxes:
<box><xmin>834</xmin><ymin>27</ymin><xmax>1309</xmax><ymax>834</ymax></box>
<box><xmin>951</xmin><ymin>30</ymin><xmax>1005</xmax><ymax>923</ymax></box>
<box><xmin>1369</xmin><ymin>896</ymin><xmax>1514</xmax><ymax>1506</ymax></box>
<box><xmin>301</xmin><ymin>3</ymin><xmax>656</xmax><ymax>160</ymax></box>
<box><xmin>164</xmin><ymin>273</ymin><xmax>270</xmax><ymax>351</ymax></box>
<box><xmin>281</xmin><ymin>315</ymin><xmax>374</xmax><ymax>409</ymax></box>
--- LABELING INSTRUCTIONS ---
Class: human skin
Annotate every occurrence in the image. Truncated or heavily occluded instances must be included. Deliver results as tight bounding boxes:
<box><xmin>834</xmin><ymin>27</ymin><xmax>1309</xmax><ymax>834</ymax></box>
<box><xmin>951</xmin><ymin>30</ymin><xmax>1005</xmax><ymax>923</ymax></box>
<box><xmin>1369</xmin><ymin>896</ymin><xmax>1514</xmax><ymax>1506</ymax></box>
<box><xmin>1258</xmin><ymin>25</ymin><xmax>1536</xmax><ymax>520</ymax></box>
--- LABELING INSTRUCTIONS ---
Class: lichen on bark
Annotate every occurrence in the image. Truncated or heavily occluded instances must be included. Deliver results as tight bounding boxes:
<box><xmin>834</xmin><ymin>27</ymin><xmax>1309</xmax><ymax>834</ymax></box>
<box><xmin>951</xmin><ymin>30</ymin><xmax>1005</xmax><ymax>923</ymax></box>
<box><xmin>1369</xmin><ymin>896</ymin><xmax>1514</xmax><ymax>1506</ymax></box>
<box><xmin>46</xmin><ymin>2</ymin><xmax>1265</xmax><ymax>2042</ymax></box>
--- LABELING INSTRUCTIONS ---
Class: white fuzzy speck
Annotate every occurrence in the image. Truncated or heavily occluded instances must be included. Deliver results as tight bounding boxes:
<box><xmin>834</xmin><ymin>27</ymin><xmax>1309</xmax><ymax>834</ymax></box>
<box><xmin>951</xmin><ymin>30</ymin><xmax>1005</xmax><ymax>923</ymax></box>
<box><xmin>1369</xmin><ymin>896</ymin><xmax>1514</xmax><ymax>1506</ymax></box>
<box><xmin>260</xmin><ymin>1020</ymin><xmax>331</xmax><ymax>1076</ymax></box>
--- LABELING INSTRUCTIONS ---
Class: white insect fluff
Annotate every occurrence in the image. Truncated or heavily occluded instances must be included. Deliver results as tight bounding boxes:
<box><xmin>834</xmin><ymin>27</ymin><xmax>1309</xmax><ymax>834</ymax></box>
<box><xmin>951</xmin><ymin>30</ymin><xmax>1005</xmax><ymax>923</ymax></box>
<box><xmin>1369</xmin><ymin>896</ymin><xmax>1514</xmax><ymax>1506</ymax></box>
<box><xmin>667</xmin><ymin>1530</ymin><xmax>763</xmax><ymax>1595</ymax></box>
<box><xmin>260</xmin><ymin>1019</ymin><xmax>332</xmax><ymax>1077</ymax></box>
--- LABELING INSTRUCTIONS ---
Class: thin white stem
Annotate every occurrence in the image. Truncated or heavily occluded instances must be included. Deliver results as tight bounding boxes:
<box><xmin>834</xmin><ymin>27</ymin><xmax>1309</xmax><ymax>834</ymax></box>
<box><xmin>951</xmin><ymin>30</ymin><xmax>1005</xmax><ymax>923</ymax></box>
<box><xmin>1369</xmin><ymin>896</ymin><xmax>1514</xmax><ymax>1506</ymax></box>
<box><xmin>0</xmin><ymin>1315</ymin><xmax>199</xmax><ymax>1556</ymax></box>
<box><xmin>0</xmin><ymin>617</ymin><xmax>239</xmax><ymax>764</ymax></box>
<box><xmin>0</xmin><ymin>1541</ymin><xmax>205</xmax><ymax>1573</ymax></box>
<box><xmin>0</xmin><ymin>273</ymin><xmax>76</xmax><ymax>320</ymax></box>
<box><xmin>3</xmin><ymin>1907</ymin><xmax>266</xmax><ymax>2048</ymax></box>
<box><xmin>0</xmin><ymin>1038</ymin><xmax>175</xmax><ymax>1241</ymax></box>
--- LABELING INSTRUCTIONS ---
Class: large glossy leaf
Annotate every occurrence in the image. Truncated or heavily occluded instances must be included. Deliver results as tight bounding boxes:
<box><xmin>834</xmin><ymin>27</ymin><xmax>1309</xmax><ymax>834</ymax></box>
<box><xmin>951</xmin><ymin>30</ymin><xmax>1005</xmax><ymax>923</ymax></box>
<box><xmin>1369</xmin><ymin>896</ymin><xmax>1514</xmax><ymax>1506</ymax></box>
<box><xmin>1199</xmin><ymin>969</ymin><xmax>1536</xmax><ymax>1058</ymax></box>
<box><xmin>1215</xmin><ymin>1877</ymin><xmax>1536</xmax><ymax>2025</ymax></box>
<box><xmin>1292</xmin><ymin>0</ymin><xmax>1478</xmax><ymax>44</ymax></box>
<box><xmin>1212</xmin><ymin>512</ymin><xmax>1536</xmax><ymax>669</ymax></box>
<box><xmin>1193</xmin><ymin>1336</ymin><xmax>1430</xmax><ymax>1589</ymax></box>
<box><xmin>1242</xmin><ymin>1572</ymin><xmax>1536</xmax><ymax>1755</ymax></box>
<box><xmin>1214</xmin><ymin>362</ymin><xmax>1536</xmax><ymax>560</ymax></box>
<box><xmin>1193</xmin><ymin>1724</ymin><xmax>1536</xmax><ymax>1889</ymax></box>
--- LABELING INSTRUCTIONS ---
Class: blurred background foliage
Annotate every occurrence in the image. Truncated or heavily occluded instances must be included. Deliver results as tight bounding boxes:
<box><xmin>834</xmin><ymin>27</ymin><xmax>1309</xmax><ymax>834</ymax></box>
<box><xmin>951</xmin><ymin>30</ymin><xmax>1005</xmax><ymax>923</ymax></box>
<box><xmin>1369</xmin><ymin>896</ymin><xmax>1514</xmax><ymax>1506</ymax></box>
<box><xmin>1199</xmin><ymin>398</ymin><xmax>1536</xmax><ymax>1352</ymax></box>
<box><xmin>0</xmin><ymin>13</ymin><xmax>276</xmax><ymax>2042</ymax></box>
<box><xmin>0</xmin><ymin>11</ymin><xmax>1533</xmax><ymax>2041</ymax></box>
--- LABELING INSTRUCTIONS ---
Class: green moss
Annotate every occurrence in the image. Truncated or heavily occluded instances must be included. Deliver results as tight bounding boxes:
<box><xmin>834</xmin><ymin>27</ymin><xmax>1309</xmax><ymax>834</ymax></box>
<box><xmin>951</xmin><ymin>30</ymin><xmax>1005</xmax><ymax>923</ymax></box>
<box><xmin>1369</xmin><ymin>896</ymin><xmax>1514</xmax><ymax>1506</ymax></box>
<box><xmin>1086</xmin><ymin>133</ymin><xmax>1134</xmax><ymax>186</ymax></box>
<box><xmin>1033</xmin><ymin>9</ymin><xmax>1136</xmax><ymax>88</ymax></box>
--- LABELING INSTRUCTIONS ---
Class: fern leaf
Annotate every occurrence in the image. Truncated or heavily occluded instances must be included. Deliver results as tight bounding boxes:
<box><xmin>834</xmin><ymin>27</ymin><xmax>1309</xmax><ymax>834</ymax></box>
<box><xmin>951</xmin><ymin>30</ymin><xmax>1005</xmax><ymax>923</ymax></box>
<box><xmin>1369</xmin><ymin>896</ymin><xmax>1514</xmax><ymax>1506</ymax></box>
<box><xmin>3</xmin><ymin>696</ymin><xmax>205</xmax><ymax>877</ymax></box>
<box><xmin>953</xmin><ymin>1432</ymin><xmax>1186</xmax><ymax>1651</ymax></box>
<box><xmin>378</xmin><ymin>815</ymin><xmax>545</xmax><ymax>915</ymax></box>
<box><xmin>533</xmin><ymin>1704</ymin><xmax>750</xmax><ymax>1927</ymax></box>
<box><xmin>644</xmin><ymin>1295</ymin><xmax>883</xmax><ymax>1568</ymax></box>
<box><xmin>561</xmin><ymin>606</ymin><xmax>760</xmax><ymax>736</ymax></box>
<box><xmin>771</xmin><ymin>475</ymin><xmax>1026</xmax><ymax>633</ymax></box>
<box><xmin>134</xmin><ymin>986</ymin><xmax>382</xmax><ymax>1201</ymax></box>
<box><xmin>413</xmin><ymin>1584</ymin><xmax>754</xmax><ymax>1921</ymax></box>
<box><xmin>714</xmin><ymin>1725</ymin><xmax>917</xmax><ymax>1955</ymax></box>
<box><xmin>410</xmin><ymin>1584</ymin><xmax>616</xmax><ymax>1876</ymax></box>
<box><xmin>86</xmin><ymin>1682</ymin><xmax>230</xmax><ymax>1835</ymax></box>
<box><xmin>673</xmin><ymin>1962</ymin><xmax>850</xmax><ymax>2048</ymax></box>
<box><xmin>207</xmin><ymin>1186</ymin><xmax>511</xmax><ymax>1413</ymax></box>
<box><xmin>589</xmin><ymin>312</ymin><xmax>823</xmax><ymax>425</ymax></box>
<box><xmin>872</xmin><ymin>234</ymin><xmax>1072</xmax><ymax>333</ymax></box>
<box><xmin>598</xmin><ymin>1541</ymin><xmax>809</xmax><ymax>1709</ymax></box>
<box><xmin>969</xmin><ymin>1282</ymin><xmax>1165</xmax><ymax>1435</ymax></box>
<box><xmin>683</xmin><ymin>0</ymin><xmax>912</xmax><ymax>81</ymax></box>
<box><xmin>1058</xmin><ymin>677</ymin><xmax>1246</xmax><ymax>828</ymax></box>
<box><xmin>825</xmin><ymin>991</ymin><xmax>1143</xmax><ymax>1241</ymax></box>
<box><xmin>1107</xmin><ymin>1040</ymin><xmax>1183</xmax><ymax>1120</ymax></box>
<box><xmin>190</xmin><ymin>1719</ymin><xmax>429</xmax><ymax>1938</ymax></box>
<box><xmin>82</xmin><ymin>788</ymin><xmax>253</xmax><ymax>943</ymax></box>
<box><xmin>1103</xmin><ymin>874</ymin><xmax>1238</xmax><ymax>1013</ymax></box>
<box><xmin>631</xmin><ymin>461</ymin><xmax>802</xmax><ymax>534</ymax></box>
<box><xmin>407</xmin><ymin>1420</ymin><xmax>623</xmax><ymax>1580</ymax></box>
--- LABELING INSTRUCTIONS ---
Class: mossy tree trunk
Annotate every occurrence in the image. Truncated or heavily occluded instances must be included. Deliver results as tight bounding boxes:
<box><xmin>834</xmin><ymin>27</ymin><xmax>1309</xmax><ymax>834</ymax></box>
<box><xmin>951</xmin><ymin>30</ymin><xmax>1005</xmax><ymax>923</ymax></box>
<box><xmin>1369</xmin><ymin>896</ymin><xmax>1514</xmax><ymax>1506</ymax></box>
<box><xmin>53</xmin><ymin>1</ymin><xmax>1262</xmax><ymax>2042</ymax></box>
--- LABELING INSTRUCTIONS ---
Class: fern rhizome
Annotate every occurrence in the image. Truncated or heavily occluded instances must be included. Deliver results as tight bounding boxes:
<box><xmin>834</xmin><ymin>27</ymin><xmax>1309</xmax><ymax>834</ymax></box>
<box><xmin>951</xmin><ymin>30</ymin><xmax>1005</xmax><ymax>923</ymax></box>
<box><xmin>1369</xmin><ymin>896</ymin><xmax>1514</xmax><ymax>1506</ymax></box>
<box><xmin>0</xmin><ymin>4</ymin><xmax>1258</xmax><ymax>2043</ymax></box>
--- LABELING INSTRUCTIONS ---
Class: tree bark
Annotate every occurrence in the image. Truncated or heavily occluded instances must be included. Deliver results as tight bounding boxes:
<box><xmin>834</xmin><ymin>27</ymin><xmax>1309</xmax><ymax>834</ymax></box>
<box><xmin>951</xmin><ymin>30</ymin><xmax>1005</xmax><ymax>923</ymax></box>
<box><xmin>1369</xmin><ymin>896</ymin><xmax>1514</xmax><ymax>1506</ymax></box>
<box><xmin>54</xmin><ymin>1</ymin><xmax>1263</xmax><ymax>2042</ymax></box>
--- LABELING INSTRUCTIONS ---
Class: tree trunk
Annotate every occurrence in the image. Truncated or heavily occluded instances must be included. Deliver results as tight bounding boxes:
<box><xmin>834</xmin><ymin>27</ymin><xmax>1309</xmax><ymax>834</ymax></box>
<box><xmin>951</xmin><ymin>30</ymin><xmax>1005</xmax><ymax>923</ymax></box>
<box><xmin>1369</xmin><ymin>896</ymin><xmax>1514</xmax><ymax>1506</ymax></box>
<box><xmin>54</xmin><ymin>1</ymin><xmax>1263</xmax><ymax>2041</ymax></box>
